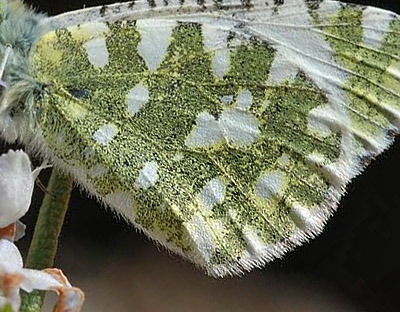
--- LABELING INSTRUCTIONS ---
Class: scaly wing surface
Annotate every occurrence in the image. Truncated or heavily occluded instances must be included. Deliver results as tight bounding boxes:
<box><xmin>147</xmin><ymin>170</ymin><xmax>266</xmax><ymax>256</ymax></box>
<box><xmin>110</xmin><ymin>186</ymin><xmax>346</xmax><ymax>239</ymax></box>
<box><xmin>29</xmin><ymin>0</ymin><xmax>400</xmax><ymax>276</ymax></box>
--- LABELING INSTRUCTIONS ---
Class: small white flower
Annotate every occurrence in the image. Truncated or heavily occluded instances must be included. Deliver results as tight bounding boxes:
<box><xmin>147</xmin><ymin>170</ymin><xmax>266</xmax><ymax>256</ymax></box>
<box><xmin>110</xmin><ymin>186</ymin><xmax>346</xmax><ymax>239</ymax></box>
<box><xmin>0</xmin><ymin>150</ymin><xmax>38</xmax><ymax>228</ymax></box>
<box><xmin>0</xmin><ymin>239</ymin><xmax>84</xmax><ymax>312</ymax></box>
<box><xmin>0</xmin><ymin>149</ymin><xmax>84</xmax><ymax>311</ymax></box>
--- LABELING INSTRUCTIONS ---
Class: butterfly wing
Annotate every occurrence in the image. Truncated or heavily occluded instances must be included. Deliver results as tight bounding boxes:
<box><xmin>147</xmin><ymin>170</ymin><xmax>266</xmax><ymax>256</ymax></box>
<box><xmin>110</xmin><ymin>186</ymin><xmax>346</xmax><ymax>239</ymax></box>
<box><xmin>27</xmin><ymin>0</ymin><xmax>400</xmax><ymax>276</ymax></box>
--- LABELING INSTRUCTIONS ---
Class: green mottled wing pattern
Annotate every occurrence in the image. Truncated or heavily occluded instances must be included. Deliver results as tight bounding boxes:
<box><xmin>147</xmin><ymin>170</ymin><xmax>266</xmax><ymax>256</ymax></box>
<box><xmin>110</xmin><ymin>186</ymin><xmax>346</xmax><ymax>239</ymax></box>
<box><xmin>27</xmin><ymin>0</ymin><xmax>400</xmax><ymax>276</ymax></box>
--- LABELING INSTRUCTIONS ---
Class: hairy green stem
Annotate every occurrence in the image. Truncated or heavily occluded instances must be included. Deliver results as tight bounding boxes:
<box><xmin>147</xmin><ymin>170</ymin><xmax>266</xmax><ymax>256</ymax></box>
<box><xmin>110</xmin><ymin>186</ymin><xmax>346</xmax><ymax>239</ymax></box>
<box><xmin>20</xmin><ymin>169</ymin><xmax>73</xmax><ymax>312</ymax></box>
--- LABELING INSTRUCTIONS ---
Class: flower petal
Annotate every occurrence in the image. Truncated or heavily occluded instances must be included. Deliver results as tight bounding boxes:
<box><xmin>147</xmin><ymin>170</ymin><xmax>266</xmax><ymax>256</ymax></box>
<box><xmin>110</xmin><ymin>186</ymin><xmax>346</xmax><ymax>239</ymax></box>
<box><xmin>45</xmin><ymin>269</ymin><xmax>85</xmax><ymax>312</ymax></box>
<box><xmin>0</xmin><ymin>150</ymin><xmax>35</xmax><ymax>228</ymax></box>
<box><xmin>0</xmin><ymin>240</ymin><xmax>23</xmax><ymax>269</ymax></box>
<box><xmin>20</xmin><ymin>269</ymin><xmax>62</xmax><ymax>293</ymax></box>
<box><xmin>44</xmin><ymin>269</ymin><xmax>72</xmax><ymax>288</ymax></box>
<box><xmin>54</xmin><ymin>287</ymin><xmax>85</xmax><ymax>312</ymax></box>
<box><xmin>0</xmin><ymin>240</ymin><xmax>23</xmax><ymax>312</ymax></box>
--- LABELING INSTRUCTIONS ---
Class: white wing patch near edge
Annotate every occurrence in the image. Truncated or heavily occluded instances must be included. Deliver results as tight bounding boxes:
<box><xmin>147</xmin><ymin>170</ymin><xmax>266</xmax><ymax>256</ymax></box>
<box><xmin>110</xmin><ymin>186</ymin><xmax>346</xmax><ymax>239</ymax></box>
<box><xmin>308</xmin><ymin>105</ymin><xmax>336</xmax><ymax>137</ymax></box>
<box><xmin>242</xmin><ymin>226</ymin><xmax>267</xmax><ymax>256</ymax></box>
<box><xmin>289</xmin><ymin>204</ymin><xmax>319</xmax><ymax>231</ymax></box>
<box><xmin>267</xmin><ymin>52</ymin><xmax>299</xmax><ymax>84</ymax></box>
<box><xmin>203</xmin><ymin>24</ymin><xmax>231</xmax><ymax>79</ymax></box>
<box><xmin>185</xmin><ymin>213</ymin><xmax>216</xmax><ymax>263</ymax></box>
<box><xmin>136</xmin><ymin>19</ymin><xmax>176</xmax><ymax>72</ymax></box>
<box><xmin>362</xmin><ymin>6</ymin><xmax>395</xmax><ymax>49</ymax></box>
<box><xmin>105</xmin><ymin>192</ymin><xmax>136</xmax><ymax>221</ymax></box>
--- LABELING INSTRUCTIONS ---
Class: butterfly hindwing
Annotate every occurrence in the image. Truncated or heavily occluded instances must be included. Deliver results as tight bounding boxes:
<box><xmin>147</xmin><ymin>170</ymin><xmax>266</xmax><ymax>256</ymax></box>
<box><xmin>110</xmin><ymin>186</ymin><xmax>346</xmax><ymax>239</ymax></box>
<box><xmin>27</xmin><ymin>0</ymin><xmax>400</xmax><ymax>276</ymax></box>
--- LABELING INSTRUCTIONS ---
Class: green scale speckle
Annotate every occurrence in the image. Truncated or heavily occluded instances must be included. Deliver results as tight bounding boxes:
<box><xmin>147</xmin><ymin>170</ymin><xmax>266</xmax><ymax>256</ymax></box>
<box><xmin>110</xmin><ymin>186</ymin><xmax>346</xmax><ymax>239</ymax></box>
<box><xmin>31</xmin><ymin>20</ymin><xmax>341</xmax><ymax>267</ymax></box>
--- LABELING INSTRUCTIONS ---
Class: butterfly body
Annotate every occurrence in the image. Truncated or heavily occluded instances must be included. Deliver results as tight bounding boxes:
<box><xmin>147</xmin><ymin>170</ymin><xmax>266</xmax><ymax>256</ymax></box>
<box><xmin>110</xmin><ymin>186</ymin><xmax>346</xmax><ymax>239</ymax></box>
<box><xmin>0</xmin><ymin>0</ymin><xmax>399</xmax><ymax>276</ymax></box>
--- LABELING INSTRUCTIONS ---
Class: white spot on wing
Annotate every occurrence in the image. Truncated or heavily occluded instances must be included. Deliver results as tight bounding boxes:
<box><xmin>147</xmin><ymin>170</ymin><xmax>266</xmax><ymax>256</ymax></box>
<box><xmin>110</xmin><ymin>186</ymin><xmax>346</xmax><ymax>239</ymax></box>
<box><xmin>185</xmin><ymin>213</ymin><xmax>215</xmax><ymax>263</ymax></box>
<box><xmin>137</xmin><ymin>19</ymin><xmax>176</xmax><ymax>71</ymax></box>
<box><xmin>173</xmin><ymin>154</ymin><xmax>184</xmax><ymax>161</ymax></box>
<box><xmin>308</xmin><ymin>105</ymin><xmax>334</xmax><ymax>137</ymax></box>
<box><xmin>137</xmin><ymin>161</ymin><xmax>159</xmax><ymax>189</ymax></box>
<box><xmin>126</xmin><ymin>84</ymin><xmax>150</xmax><ymax>115</ymax></box>
<box><xmin>81</xmin><ymin>147</ymin><xmax>95</xmax><ymax>159</ymax></box>
<box><xmin>255</xmin><ymin>171</ymin><xmax>284</xmax><ymax>202</ymax></box>
<box><xmin>220</xmin><ymin>95</ymin><xmax>234</xmax><ymax>105</ymax></box>
<box><xmin>268</xmin><ymin>52</ymin><xmax>298</xmax><ymax>84</ymax></box>
<box><xmin>213</xmin><ymin>50</ymin><xmax>231</xmax><ymax>79</ymax></box>
<box><xmin>362</xmin><ymin>7</ymin><xmax>395</xmax><ymax>49</ymax></box>
<box><xmin>220</xmin><ymin>108</ymin><xmax>260</xmax><ymax>146</ymax></box>
<box><xmin>278</xmin><ymin>154</ymin><xmax>290</xmax><ymax>166</ymax></box>
<box><xmin>93</xmin><ymin>124</ymin><xmax>118</xmax><ymax>145</ymax></box>
<box><xmin>84</xmin><ymin>37</ymin><xmax>109</xmax><ymax>68</ymax></box>
<box><xmin>198</xmin><ymin>177</ymin><xmax>226</xmax><ymax>212</ymax></box>
<box><xmin>243</xmin><ymin>226</ymin><xmax>265</xmax><ymax>255</ymax></box>
<box><xmin>317</xmin><ymin>1</ymin><xmax>342</xmax><ymax>23</ymax></box>
<box><xmin>289</xmin><ymin>204</ymin><xmax>318</xmax><ymax>231</ymax></box>
<box><xmin>105</xmin><ymin>192</ymin><xmax>135</xmax><ymax>221</ymax></box>
<box><xmin>203</xmin><ymin>25</ymin><xmax>230</xmax><ymax>78</ymax></box>
<box><xmin>236</xmin><ymin>89</ymin><xmax>253</xmax><ymax>110</ymax></box>
<box><xmin>186</xmin><ymin>90</ymin><xmax>260</xmax><ymax>148</ymax></box>
<box><xmin>185</xmin><ymin>113</ymin><xmax>224</xmax><ymax>148</ymax></box>
<box><xmin>88</xmin><ymin>164</ymin><xmax>108</xmax><ymax>177</ymax></box>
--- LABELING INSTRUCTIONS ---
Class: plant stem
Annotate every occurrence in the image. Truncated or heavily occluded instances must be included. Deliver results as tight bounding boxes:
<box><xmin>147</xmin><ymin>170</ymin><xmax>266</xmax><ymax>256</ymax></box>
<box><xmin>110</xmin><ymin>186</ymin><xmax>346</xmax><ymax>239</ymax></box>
<box><xmin>20</xmin><ymin>169</ymin><xmax>73</xmax><ymax>312</ymax></box>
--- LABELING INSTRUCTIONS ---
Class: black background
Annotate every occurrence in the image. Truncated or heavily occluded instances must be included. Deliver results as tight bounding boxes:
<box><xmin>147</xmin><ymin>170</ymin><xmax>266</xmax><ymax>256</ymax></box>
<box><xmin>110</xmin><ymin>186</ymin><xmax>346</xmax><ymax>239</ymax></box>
<box><xmin>2</xmin><ymin>1</ymin><xmax>400</xmax><ymax>311</ymax></box>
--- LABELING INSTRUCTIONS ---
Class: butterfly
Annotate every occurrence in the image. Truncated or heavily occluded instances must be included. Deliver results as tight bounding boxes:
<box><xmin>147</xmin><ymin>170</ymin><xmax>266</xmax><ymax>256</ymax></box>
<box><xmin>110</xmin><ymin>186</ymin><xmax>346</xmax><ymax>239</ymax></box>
<box><xmin>0</xmin><ymin>0</ymin><xmax>399</xmax><ymax>277</ymax></box>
